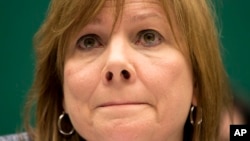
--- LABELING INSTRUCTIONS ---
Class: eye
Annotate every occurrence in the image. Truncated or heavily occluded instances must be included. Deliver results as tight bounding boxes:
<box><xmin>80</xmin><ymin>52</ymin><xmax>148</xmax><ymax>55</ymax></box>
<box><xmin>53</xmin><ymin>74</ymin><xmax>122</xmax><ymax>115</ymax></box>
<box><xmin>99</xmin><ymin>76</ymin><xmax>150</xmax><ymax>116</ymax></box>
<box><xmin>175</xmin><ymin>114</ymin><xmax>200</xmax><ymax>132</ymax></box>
<box><xmin>135</xmin><ymin>30</ymin><xmax>163</xmax><ymax>47</ymax></box>
<box><xmin>77</xmin><ymin>34</ymin><xmax>102</xmax><ymax>50</ymax></box>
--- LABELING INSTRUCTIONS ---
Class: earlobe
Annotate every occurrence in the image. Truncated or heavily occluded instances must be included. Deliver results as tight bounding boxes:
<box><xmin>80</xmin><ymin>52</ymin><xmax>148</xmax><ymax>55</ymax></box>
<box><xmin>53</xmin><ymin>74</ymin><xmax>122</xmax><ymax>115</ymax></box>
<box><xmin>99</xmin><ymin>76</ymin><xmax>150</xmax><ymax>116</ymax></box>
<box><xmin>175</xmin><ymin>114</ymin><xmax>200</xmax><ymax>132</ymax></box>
<box><xmin>62</xmin><ymin>100</ymin><xmax>67</xmax><ymax>113</ymax></box>
<box><xmin>191</xmin><ymin>83</ymin><xmax>198</xmax><ymax>106</ymax></box>
<box><xmin>192</xmin><ymin>95</ymin><xmax>197</xmax><ymax>106</ymax></box>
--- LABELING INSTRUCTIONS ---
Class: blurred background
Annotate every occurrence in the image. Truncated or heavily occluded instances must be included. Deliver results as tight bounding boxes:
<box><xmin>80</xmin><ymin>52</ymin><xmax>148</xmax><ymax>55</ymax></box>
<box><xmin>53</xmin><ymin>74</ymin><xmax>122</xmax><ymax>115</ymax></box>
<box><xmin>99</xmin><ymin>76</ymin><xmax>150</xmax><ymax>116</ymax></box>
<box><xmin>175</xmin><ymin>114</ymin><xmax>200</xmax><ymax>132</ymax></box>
<box><xmin>0</xmin><ymin>0</ymin><xmax>249</xmax><ymax>135</ymax></box>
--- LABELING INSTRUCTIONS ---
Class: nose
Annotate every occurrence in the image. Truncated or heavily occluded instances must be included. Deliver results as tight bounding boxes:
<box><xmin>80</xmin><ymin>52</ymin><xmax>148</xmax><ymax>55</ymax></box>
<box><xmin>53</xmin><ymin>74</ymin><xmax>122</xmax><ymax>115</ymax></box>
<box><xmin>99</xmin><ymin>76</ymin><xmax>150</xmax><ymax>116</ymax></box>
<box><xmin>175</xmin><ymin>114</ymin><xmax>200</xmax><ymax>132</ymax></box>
<box><xmin>102</xmin><ymin>59</ymin><xmax>136</xmax><ymax>84</ymax></box>
<box><xmin>105</xmin><ymin>69</ymin><xmax>131</xmax><ymax>81</ymax></box>
<box><xmin>101</xmin><ymin>43</ymin><xmax>136</xmax><ymax>85</ymax></box>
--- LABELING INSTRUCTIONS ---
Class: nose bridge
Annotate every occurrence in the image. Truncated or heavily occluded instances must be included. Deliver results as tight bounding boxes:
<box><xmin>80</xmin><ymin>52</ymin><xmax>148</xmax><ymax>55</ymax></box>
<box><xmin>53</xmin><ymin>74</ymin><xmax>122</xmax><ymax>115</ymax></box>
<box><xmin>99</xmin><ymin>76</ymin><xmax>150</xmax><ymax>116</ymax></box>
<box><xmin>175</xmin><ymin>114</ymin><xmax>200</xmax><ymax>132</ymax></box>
<box><xmin>101</xmin><ymin>34</ymin><xmax>136</xmax><ymax>84</ymax></box>
<box><xmin>107</xmin><ymin>34</ymin><xmax>127</xmax><ymax>61</ymax></box>
<box><xmin>105</xmin><ymin>33</ymin><xmax>130</xmax><ymax>67</ymax></box>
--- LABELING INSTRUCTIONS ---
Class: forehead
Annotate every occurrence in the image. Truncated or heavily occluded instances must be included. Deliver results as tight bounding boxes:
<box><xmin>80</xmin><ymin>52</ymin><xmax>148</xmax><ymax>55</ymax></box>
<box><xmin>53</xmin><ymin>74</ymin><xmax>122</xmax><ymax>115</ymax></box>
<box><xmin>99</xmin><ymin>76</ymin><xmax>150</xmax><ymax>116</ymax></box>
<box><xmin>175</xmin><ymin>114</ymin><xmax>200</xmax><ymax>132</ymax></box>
<box><xmin>91</xmin><ymin>0</ymin><xmax>167</xmax><ymax>24</ymax></box>
<box><xmin>103</xmin><ymin>0</ymin><xmax>164</xmax><ymax>13</ymax></box>
<box><xmin>103</xmin><ymin>0</ymin><xmax>162</xmax><ymax>6</ymax></box>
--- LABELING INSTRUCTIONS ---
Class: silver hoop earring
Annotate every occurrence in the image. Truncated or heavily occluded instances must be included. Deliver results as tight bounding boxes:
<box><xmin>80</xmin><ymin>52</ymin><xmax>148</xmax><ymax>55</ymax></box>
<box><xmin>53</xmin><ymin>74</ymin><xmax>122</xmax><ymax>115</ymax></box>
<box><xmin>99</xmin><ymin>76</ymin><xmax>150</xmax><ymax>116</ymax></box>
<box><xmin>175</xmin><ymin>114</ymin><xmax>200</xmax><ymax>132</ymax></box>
<box><xmin>190</xmin><ymin>105</ymin><xmax>202</xmax><ymax>125</ymax></box>
<box><xmin>58</xmin><ymin>112</ymin><xmax>74</xmax><ymax>136</ymax></box>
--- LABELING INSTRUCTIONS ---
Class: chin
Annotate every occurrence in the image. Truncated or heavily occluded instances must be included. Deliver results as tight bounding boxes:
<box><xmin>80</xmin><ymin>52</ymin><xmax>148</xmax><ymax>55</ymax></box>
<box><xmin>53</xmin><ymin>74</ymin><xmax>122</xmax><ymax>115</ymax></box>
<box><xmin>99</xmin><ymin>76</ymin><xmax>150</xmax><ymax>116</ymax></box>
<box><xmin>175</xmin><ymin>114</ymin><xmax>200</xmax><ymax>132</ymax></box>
<box><xmin>96</xmin><ymin>126</ymin><xmax>154</xmax><ymax>141</ymax></box>
<box><xmin>86</xmin><ymin>118</ymin><xmax>162</xmax><ymax>141</ymax></box>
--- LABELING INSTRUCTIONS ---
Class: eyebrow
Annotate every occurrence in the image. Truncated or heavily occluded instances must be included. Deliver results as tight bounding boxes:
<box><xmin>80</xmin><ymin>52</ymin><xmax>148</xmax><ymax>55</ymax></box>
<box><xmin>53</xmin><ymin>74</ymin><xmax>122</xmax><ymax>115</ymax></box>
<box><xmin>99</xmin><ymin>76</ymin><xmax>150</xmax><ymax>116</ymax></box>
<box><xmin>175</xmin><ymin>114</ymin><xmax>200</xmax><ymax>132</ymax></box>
<box><xmin>128</xmin><ymin>12</ymin><xmax>163</xmax><ymax>23</ymax></box>
<box><xmin>88</xmin><ymin>18</ymin><xmax>103</xmax><ymax>25</ymax></box>
<box><xmin>88</xmin><ymin>12</ymin><xmax>163</xmax><ymax>25</ymax></box>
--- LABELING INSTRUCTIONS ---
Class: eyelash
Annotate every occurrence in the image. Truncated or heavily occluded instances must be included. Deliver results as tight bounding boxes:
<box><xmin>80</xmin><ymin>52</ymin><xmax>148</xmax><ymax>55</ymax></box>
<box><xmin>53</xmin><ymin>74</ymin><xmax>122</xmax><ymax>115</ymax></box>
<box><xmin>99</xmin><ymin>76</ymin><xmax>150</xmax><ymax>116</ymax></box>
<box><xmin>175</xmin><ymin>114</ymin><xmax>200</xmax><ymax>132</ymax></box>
<box><xmin>76</xmin><ymin>29</ymin><xmax>163</xmax><ymax>50</ymax></box>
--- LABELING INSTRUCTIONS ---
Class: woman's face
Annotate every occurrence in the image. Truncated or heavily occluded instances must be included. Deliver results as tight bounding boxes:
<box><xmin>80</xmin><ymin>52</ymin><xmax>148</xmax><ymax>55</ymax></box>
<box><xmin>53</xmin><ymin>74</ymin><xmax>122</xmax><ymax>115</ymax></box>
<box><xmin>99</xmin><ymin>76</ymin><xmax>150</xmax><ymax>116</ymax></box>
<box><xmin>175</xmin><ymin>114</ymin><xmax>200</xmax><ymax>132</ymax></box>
<box><xmin>63</xmin><ymin>0</ymin><xmax>196</xmax><ymax>141</ymax></box>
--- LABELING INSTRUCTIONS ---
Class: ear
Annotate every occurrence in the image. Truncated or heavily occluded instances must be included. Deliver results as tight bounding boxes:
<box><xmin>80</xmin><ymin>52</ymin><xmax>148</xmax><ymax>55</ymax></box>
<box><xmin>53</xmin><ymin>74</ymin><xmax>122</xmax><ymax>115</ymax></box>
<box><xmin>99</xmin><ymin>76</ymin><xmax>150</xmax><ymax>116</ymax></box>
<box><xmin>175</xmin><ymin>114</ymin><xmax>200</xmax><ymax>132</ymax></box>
<box><xmin>191</xmin><ymin>82</ymin><xmax>198</xmax><ymax>106</ymax></box>
<box><xmin>62</xmin><ymin>99</ymin><xmax>68</xmax><ymax>113</ymax></box>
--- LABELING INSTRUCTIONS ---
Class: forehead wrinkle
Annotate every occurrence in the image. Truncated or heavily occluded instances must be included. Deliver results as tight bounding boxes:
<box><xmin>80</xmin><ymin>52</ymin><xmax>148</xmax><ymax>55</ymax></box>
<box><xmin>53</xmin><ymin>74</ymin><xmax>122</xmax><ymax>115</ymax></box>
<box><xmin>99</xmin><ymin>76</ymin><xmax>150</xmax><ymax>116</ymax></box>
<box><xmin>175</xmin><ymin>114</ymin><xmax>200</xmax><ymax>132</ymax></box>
<box><xmin>87</xmin><ymin>0</ymin><xmax>164</xmax><ymax>25</ymax></box>
<box><xmin>122</xmin><ymin>0</ymin><xmax>165</xmax><ymax>23</ymax></box>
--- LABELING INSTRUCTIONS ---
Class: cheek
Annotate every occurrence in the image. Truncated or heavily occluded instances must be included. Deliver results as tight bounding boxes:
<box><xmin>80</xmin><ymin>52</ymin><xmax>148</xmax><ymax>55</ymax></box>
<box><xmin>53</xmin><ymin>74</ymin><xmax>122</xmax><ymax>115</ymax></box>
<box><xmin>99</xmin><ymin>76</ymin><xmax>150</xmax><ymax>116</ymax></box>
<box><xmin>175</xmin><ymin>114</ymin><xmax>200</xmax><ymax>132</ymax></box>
<box><xmin>137</xmin><ymin>50</ymin><xmax>194</xmax><ymax>122</ymax></box>
<box><xmin>63</xmin><ymin>60</ymin><xmax>100</xmax><ymax>112</ymax></box>
<box><xmin>139</xmin><ymin>52</ymin><xmax>193</xmax><ymax>95</ymax></box>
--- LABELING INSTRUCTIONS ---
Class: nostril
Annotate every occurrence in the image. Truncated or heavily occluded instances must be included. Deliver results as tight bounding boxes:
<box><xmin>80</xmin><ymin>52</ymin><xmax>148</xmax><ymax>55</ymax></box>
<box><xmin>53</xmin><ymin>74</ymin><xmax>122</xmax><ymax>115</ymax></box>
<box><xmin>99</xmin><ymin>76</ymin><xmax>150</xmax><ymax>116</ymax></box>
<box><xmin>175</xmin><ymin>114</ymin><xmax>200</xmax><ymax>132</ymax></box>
<box><xmin>121</xmin><ymin>69</ymin><xmax>130</xmax><ymax>79</ymax></box>
<box><xmin>106</xmin><ymin>71</ymin><xmax>113</xmax><ymax>81</ymax></box>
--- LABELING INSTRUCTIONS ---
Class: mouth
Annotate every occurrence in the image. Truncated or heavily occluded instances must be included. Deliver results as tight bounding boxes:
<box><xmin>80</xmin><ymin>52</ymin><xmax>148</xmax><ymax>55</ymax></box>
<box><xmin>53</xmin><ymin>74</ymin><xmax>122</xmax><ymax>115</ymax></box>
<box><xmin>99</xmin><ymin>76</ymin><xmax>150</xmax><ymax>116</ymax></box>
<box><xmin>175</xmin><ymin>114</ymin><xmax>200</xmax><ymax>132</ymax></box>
<box><xmin>98</xmin><ymin>102</ymin><xmax>148</xmax><ymax>108</ymax></box>
<box><xmin>95</xmin><ymin>102</ymin><xmax>151</xmax><ymax>119</ymax></box>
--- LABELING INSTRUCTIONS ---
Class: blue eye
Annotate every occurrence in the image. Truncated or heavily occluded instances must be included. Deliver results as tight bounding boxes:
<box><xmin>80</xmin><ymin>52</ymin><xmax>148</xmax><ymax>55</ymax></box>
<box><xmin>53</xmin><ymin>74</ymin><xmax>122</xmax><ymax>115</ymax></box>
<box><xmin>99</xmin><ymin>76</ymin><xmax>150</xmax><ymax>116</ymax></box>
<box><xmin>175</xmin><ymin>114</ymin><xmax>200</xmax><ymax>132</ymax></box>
<box><xmin>77</xmin><ymin>34</ymin><xmax>102</xmax><ymax>50</ymax></box>
<box><xmin>136</xmin><ymin>30</ymin><xmax>162</xmax><ymax>47</ymax></box>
